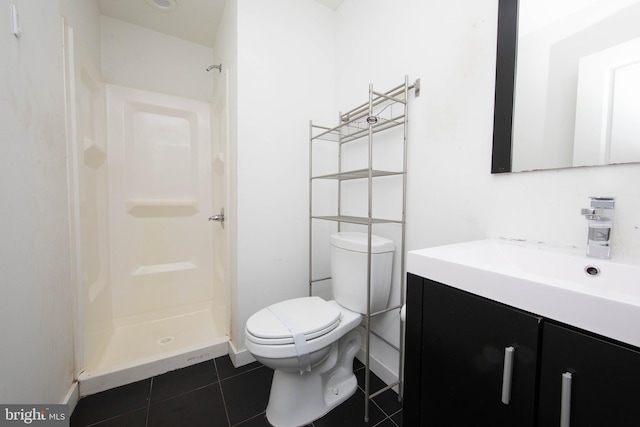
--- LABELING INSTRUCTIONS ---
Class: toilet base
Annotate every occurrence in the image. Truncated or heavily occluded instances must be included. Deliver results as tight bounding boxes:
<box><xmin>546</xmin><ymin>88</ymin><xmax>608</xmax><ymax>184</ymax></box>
<box><xmin>265</xmin><ymin>328</ymin><xmax>362</xmax><ymax>427</ymax></box>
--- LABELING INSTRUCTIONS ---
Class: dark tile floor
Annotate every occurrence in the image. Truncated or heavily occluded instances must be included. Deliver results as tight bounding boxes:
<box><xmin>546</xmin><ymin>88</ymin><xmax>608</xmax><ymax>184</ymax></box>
<box><xmin>71</xmin><ymin>355</ymin><xmax>403</xmax><ymax>426</ymax></box>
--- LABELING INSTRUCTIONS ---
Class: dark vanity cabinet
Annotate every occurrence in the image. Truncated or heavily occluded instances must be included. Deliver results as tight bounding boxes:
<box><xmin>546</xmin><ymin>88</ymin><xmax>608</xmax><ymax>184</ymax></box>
<box><xmin>537</xmin><ymin>321</ymin><xmax>640</xmax><ymax>426</ymax></box>
<box><xmin>404</xmin><ymin>274</ymin><xmax>540</xmax><ymax>426</ymax></box>
<box><xmin>404</xmin><ymin>273</ymin><xmax>640</xmax><ymax>427</ymax></box>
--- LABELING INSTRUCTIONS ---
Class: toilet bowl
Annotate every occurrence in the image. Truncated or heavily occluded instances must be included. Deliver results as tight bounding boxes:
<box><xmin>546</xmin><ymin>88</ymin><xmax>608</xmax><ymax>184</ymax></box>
<box><xmin>244</xmin><ymin>232</ymin><xmax>394</xmax><ymax>427</ymax></box>
<box><xmin>246</xmin><ymin>298</ymin><xmax>363</xmax><ymax>426</ymax></box>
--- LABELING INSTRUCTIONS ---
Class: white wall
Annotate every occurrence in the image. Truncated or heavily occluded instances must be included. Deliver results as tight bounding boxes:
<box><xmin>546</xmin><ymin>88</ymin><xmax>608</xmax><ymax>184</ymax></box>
<box><xmin>334</xmin><ymin>0</ymin><xmax>640</xmax><ymax>257</ymax></box>
<box><xmin>101</xmin><ymin>16</ymin><xmax>214</xmax><ymax>102</ymax></box>
<box><xmin>334</xmin><ymin>0</ymin><xmax>640</xmax><ymax>382</ymax></box>
<box><xmin>0</xmin><ymin>0</ymin><xmax>75</xmax><ymax>404</ymax></box>
<box><xmin>231</xmin><ymin>0</ymin><xmax>336</xmax><ymax>354</ymax></box>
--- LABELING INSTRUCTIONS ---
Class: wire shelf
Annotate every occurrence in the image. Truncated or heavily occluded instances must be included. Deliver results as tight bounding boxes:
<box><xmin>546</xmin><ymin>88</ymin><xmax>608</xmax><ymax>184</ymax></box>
<box><xmin>311</xmin><ymin>115</ymin><xmax>405</xmax><ymax>144</ymax></box>
<box><xmin>311</xmin><ymin>169</ymin><xmax>403</xmax><ymax>181</ymax></box>
<box><xmin>311</xmin><ymin>215</ymin><xmax>402</xmax><ymax>225</ymax></box>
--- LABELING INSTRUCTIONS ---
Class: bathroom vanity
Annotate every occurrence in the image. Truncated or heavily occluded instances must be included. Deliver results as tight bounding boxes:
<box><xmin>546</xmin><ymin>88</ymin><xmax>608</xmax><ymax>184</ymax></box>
<box><xmin>403</xmin><ymin>240</ymin><xmax>640</xmax><ymax>426</ymax></box>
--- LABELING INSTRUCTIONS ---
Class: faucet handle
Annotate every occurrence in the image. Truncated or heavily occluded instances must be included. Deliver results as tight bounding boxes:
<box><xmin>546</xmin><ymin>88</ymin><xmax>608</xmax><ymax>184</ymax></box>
<box><xmin>582</xmin><ymin>197</ymin><xmax>615</xmax><ymax>220</ymax></box>
<box><xmin>581</xmin><ymin>208</ymin><xmax>600</xmax><ymax>219</ymax></box>
<box><xmin>581</xmin><ymin>208</ymin><xmax>605</xmax><ymax>220</ymax></box>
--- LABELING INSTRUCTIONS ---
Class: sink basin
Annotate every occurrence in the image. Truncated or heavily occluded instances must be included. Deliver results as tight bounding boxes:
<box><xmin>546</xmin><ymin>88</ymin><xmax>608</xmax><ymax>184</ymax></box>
<box><xmin>407</xmin><ymin>239</ymin><xmax>640</xmax><ymax>348</ymax></box>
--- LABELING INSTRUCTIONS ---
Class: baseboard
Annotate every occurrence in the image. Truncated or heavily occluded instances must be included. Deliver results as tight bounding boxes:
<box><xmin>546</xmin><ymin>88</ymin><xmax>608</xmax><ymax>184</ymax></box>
<box><xmin>227</xmin><ymin>340</ymin><xmax>256</xmax><ymax>368</ymax></box>
<box><xmin>356</xmin><ymin>349</ymin><xmax>400</xmax><ymax>394</ymax></box>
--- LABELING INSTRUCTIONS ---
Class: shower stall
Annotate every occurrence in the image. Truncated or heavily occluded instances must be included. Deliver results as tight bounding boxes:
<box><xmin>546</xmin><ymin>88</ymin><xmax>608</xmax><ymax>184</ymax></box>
<box><xmin>64</xmin><ymin>16</ymin><xmax>229</xmax><ymax>396</ymax></box>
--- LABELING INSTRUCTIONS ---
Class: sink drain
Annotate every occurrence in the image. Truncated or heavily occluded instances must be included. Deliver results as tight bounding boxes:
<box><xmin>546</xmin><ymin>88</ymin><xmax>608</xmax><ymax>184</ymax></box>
<box><xmin>157</xmin><ymin>336</ymin><xmax>175</xmax><ymax>345</ymax></box>
<box><xmin>584</xmin><ymin>265</ymin><xmax>600</xmax><ymax>277</ymax></box>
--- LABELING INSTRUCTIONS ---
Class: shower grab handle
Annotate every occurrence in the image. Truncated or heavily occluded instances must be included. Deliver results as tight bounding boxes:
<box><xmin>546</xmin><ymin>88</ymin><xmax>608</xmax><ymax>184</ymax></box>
<box><xmin>209</xmin><ymin>208</ymin><xmax>225</xmax><ymax>229</ymax></box>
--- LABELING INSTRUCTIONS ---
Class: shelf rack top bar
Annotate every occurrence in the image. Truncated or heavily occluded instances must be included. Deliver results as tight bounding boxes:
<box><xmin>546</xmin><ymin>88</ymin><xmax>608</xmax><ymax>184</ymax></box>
<box><xmin>341</xmin><ymin>85</ymin><xmax>406</xmax><ymax>123</ymax></box>
<box><xmin>340</xmin><ymin>78</ymin><xmax>418</xmax><ymax>123</ymax></box>
<box><xmin>311</xmin><ymin>114</ymin><xmax>405</xmax><ymax>143</ymax></box>
<box><xmin>371</xmin><ymin>90</ymin><xmax>406</xmax><ymax>104</ymax></box>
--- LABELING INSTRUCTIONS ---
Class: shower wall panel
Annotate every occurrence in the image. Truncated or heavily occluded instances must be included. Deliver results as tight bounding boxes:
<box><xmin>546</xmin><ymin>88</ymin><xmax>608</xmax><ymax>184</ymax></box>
<box><xmin>210</xmin><ymin>76</ymin><xmax>228</xmax><ymax>308</ymax></box>
<box><xmin>107</xmin><ymin>85</ymin><xmax>214</xmax><ymax>319</ymax></box>
<box><xmin>78</xmin><ymin>64</ymin><xmax>113</xmax><ymax>368</ymax></box>
<box><xmin>65</xmin><ymin>14</ymin><xmax>114</xmax><ymax>372</ymax></box>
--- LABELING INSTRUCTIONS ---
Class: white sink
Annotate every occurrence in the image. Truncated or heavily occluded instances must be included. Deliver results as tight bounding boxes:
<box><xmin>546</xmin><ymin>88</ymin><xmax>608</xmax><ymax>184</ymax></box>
<box><xmin>407</xmin><ymin>239</ymin><xmax>640</xmax><ymax>348</ymax></box>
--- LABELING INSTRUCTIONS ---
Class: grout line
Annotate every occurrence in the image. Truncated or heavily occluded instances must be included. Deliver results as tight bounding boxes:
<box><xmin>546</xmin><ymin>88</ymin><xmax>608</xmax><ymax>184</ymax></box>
<box><xmin>149</xmin><ymin>381</ymin><xmax>221</xmax><ymax>405</ymax></box>
<box><xmin>84</xmin><ymin>407</ymin><xmax>147</xmax><ymax>427</ymax></box>
<box><xmin>214</xmin><ymin>358</ymin><xmax>233</xmax><ymax>427</ymax></box>
<box><xmin>221</xmin><ymin>364</ymin><xmax>275</xmax><ymax>426</ymax></box>
<box><xmin>145</xmin><ymin>377</ymin><xmax>153</xmax><ymax>427</ymax></box>
<box><xmin>231</xmin><ymin>411</ymin><xmax>267</xmax><ymax>426</ymax></box>
<box><xmin>218</xmin><ymin>363</ymin><xmax>265</xmax><ymax>382</ymax></box>
<box><xmin>389</xmin><ymin>408</ymin><xmax>402</xmax><ymax>418</ymax></box>
<box><xmin>355</xmin><ymin>368</ymin><xmax>403</xmax><ymax>426</ymax></box>
<box><xmin>379</xmin><ymin>408</ymin><xmax>402</xmax><ymax>427</ymax></box>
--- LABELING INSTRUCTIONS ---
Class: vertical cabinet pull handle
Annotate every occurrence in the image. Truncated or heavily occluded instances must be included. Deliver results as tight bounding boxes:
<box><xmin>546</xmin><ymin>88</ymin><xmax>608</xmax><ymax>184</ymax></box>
<box><xmin>501</xmin><ymin>346</ymin><xmax>515</xmax><ymax>404</ymax></box>
<box><xmin>560</xmin><ymin>372</ymin><xmax>573</xmax><ymax>427</ymax></box>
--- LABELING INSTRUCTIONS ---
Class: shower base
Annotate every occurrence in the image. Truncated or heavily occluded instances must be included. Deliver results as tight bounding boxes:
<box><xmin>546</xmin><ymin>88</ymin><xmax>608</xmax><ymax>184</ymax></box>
<box><xmin>78</xmin><ymin>303</ymin><xmax>228</xmax><ymax>396</ymax></box>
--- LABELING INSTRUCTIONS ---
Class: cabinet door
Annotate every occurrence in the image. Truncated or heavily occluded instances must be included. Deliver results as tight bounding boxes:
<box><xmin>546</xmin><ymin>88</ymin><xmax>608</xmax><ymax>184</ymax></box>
<box><xmin>538</xmin><ymin>321</ymin><xmax>640</xmax><ymax>426</ymax></box>
<box><xmin>420</xmin><ymin>279</ymin><xmax>540</xmax><ymax>426</ymax></box>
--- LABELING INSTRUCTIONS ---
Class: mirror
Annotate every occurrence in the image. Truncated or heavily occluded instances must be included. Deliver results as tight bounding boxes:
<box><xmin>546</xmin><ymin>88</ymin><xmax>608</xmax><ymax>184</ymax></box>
<box><xmin>492</xmin><ymin>0</ymin><xmax>640</xmax><ymax>173</ymax></box>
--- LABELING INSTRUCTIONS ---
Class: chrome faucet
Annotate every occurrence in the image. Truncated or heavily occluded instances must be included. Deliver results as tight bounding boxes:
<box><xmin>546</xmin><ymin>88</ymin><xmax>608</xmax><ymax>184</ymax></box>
<box><xmin>581</xmin><ymin>197</ymin><xmax>615</xmax><ymax>259</ymax></box>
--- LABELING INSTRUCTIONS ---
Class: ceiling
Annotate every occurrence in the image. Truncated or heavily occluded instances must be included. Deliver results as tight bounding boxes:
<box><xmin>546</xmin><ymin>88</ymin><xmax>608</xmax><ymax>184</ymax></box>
<box><xmin>97</xmin><ymin>0</ymin><xmax>344</xmax><ymax>49</ymax></box>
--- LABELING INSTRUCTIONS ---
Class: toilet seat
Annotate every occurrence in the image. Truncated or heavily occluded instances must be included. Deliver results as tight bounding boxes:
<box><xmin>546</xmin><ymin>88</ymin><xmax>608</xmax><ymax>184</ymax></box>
<box><xmin>246</xmin><ymin>297</ymin><xmax>342</xmax><ymax>345</ymax></box>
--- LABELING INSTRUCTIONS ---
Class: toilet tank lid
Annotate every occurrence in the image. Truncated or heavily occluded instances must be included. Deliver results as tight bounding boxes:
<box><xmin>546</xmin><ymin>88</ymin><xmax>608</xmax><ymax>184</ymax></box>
<box><xmin>330</xmin><ymin>232</ymin><xmax>394</xmax><ymax>254</ymax></box>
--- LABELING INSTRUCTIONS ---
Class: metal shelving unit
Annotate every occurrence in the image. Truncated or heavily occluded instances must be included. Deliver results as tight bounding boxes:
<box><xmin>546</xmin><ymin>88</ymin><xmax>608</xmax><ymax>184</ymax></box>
<box><xmin>308</xmin><ymin>76</ymin><xmax>419</xmax><ymax>422</ymax></box>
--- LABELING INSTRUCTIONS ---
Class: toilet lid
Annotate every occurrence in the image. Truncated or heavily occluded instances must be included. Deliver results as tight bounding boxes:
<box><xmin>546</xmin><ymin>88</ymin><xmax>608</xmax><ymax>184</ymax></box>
<box><xmin>246</xmin><ymin>297</ymin><xmax>342</xmax><ymax>345</ymax></box>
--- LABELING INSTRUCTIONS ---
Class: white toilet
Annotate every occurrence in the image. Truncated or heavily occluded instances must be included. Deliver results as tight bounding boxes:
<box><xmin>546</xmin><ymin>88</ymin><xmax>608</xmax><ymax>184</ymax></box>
<box><xmin>245</xmin><ymin>232</ymin><xmax>394</xmax><ymax>427</ymax></box>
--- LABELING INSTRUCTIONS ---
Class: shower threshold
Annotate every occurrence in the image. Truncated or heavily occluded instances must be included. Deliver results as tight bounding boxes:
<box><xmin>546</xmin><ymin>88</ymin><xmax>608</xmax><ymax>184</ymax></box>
<box><xmin>78</xmin><ymin>303</ymin><xmax>228</xmax><ymax>396</ymax></box>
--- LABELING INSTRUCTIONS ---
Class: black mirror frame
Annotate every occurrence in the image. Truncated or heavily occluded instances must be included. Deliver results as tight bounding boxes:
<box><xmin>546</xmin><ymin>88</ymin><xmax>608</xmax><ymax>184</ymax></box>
<box><xmin>491</xmin><ymin>0</ymin><xmax>518</xmax><ymax>173</ymax></box>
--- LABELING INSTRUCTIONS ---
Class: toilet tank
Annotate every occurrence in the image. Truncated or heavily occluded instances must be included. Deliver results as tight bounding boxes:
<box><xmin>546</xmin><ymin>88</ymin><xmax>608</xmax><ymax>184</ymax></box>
<box><xmin>330</xmin><ymin>232</ymin><xmax>394</xmax><ymax>314</ymax></box>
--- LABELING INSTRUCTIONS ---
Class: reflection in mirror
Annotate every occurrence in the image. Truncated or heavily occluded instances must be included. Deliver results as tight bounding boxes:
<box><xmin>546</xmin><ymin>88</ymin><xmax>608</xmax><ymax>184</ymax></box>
<box><xmin>492</xmin><ymin>0</ymin><xmax>640</xmax><ymax>173</ymax></box>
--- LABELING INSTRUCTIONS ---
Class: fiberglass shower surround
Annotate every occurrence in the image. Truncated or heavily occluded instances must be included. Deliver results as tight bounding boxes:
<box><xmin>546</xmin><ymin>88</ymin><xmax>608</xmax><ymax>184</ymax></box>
<box><xmin>76</xmin><ymin>84</ymin><xmax>227</xmax><ymax>395</ymax></box>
